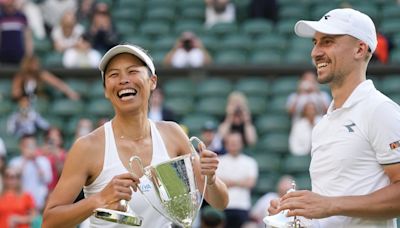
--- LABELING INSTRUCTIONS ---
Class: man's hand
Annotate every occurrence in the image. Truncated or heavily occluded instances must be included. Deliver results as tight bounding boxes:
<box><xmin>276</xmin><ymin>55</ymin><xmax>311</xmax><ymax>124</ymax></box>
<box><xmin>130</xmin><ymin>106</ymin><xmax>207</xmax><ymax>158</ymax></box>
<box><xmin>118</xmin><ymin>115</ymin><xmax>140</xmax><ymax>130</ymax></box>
<box><xmin>279</xmin><ymin>190</ymin><xmax>334</xmax><ymax>219</ymax></box>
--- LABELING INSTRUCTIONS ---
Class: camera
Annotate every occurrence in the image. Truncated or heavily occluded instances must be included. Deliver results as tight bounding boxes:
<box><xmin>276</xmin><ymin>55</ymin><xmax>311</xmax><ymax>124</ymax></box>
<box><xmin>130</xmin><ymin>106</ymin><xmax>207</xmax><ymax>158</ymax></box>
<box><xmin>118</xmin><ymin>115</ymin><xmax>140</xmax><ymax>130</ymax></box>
<box><xmin>182</xmin><ymin>38</ymin><xmax>193</xmax><ymax>51</ymax></box>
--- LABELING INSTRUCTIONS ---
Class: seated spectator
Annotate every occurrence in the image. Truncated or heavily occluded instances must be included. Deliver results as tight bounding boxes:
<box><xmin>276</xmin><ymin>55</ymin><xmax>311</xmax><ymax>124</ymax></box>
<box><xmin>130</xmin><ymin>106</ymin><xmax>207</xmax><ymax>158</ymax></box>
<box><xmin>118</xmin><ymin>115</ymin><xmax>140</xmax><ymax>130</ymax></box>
<box><xmin>74</xmin><ymin>118</ymin><xmax>93</xmax><ymax>141</ymax></box>
<box><xmin>200</xmin><ymin>120</ymin><xmax>224</xmax><ymax>155</ymax></box>
<box><xmin>7</xmin><ymin>95</ymin><xmax>50</xmax><ymax>138</ymax></box>
<box><xmin>204</xmin><ymin>0</ymin><xmax>236</xmax><ymax>28</ymax></box>
<box><xmin>0</xmin><ymin>0</ymin><xmax>33</xmax><ymax>65</ymax></box>
<box><xmin>86</xmin><ymin>2</ymin><xmax>118</xmax><ymax>54</ymax></box>
<box><xmin>0</xmin><ymin>137</ymin><xmax>6</xmax><ymax>157</ymax></box>
<box><xmin>0</xmin><ymin>166</ymin><xmax>37</xmax><ymax>228</ymax></box>
<box><xmin>0</xmin><ymin>155</ymin><xmax>5</xmax><ymax>192</ymax></box>
<box><xmin>40</xmin><ymin>0</ymin><xmax>77</xmax><ymax>34</ymax></box>
<box><xmin>163</xmin><ymin>31</ymin><xmax>212</xmax><ymax>68</ymax></box>
<box><xmin>36</xmin><ymin>127</ymin><xmax>67</xmax><ymax>191</ymax></box>
<box><xmin>248</xmin><ymin>175</ymin><xmax>294</xmax><ymax>227</ymax></box>
<box><xmin>12</xmin><ymin>55</ymin><xmax>80</xmax><ymax>101</ymax></box>
<box><xmin>63</xmin><ymin>33</ymin><xmax>101</xmax><ymax>68</ymax></box>
<box><xmin>218</xmin><ymin>91</ymin><xmax>257</xmax><ymax>147</ymax></box>
<box><xmin>9</xmin><ymin>135</ymin><xmax>52</xmax><ymax>211</ymax></box>
<box><xmin>371</xmin><ymin>32</ymin><xmax>393</xmax><ymax>64</ymax></box>
<box><xmin>51</xmin><ymin>9</ymin><xmax>85</xmax><ymax>53</ymax></box>
<box><xmin>16</xmin><ymin>0</ymin><xmax>46</xmax><ymax>40</ymax></box>
<box><xmin>216</xmin><ymin>132</ymin><xmax>258</xmax><ymax>228</ymax></box>
<box><xmin>148</xmin><ymin>87</ymin><xmax>177</xmax><ymax>122</ymax></box>
<box><xmin>286</xmin><ymin>70</ymin><xmax>330</xmax><ymax>124</ymax></box>
<box><xmin>248</xmin><ymin>0</ymin><xmax>278</xmax><ymax>24</ymax></box>
<box><xmin>289</xmin><ymin>101</ymin><xmax>322</xmax><ymax>156</ymax></box>
<box><xmin>201</xmin><ymin>205</ymin><xmax>225</xmax><ymax>228</ymax></box>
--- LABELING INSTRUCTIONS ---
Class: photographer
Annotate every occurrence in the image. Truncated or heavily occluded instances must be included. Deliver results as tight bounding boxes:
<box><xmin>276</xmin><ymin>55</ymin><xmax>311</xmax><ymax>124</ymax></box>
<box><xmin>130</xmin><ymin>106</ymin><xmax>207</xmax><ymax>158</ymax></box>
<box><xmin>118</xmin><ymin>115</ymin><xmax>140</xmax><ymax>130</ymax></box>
<box><xmin>218</xmin><ymin>91</ymin><xmax>257</xmax><ymax>147</ymax></box>
<box><xmin>163</xmin><ymin>31</ymin><xmax>212</xmax><ymax>68</ymax></box>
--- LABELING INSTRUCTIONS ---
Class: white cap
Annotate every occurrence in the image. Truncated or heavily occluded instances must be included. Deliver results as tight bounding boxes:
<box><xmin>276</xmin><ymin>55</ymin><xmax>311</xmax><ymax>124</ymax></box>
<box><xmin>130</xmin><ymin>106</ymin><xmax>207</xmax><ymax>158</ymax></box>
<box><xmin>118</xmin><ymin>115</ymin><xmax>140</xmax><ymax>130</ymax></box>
<box><xmin>294</xmin><ymin>8</ymin><xmax>377</xmax><ymax>53</ymax></box>
<box><xmin>99</xmin><ymin>44</ymin><xmax>155</xmax><ymax>77</ymax></box>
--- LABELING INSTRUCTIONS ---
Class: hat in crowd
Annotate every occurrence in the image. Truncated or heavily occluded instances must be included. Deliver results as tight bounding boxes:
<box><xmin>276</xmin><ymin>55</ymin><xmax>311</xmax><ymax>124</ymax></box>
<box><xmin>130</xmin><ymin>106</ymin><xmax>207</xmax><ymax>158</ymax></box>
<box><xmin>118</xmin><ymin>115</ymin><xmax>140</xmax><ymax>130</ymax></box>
<box><xmin>294</xmin><ymin>8</ymin><xmax>377</xmax><ymax>53</ymax></box>
<box><xmin>99</xmin><ymin>44</ymin><xmax>155</xmax><ymax>78</ymax></box>
<box><xmin>202</xmin><ymin>120</ymin><xmax>217</xmax><ymax>131</ymax></box>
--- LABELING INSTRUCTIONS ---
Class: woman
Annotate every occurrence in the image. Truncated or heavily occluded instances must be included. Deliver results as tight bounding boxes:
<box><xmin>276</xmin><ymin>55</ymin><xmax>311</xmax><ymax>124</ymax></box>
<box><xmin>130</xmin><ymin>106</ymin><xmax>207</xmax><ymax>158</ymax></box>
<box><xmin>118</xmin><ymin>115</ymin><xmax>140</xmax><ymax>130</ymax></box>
<box><xmin>11</xmin><ymin>55</ymin><xmax>80</xmax><ymax>101</ymax></box>
<box><xmin>42</xmin><ymin>44</ymin><xmax>229</xmax><ymax>227</ymax></box>
<box><xmin>218</xmin><ymin>91</ymin><xmax>257</xmax><ymax>146</ymax></box>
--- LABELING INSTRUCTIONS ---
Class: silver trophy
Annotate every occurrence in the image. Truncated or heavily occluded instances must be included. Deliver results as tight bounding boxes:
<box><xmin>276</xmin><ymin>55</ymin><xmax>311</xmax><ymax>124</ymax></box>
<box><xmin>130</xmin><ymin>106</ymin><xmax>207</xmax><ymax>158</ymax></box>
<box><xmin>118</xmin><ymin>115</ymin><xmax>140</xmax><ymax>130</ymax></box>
<box><xmin>263</xmin><ymin>181</ymin><xmax>312</xmax><ymax>228</ymax></box>
<box><xmin>128</xmin><ymin>136</ymin><xmax>207</xmax><ymax>228</ymax></box>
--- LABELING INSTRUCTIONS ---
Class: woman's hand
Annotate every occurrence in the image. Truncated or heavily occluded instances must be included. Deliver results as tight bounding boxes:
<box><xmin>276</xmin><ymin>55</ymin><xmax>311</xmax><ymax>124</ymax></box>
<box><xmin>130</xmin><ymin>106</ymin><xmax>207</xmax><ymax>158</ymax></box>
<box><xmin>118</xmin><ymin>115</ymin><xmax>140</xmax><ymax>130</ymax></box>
<box><xmin>95</xmin><ymin>173</ymin><xmax>139</xmax><ymax>211</ymax></box>
<box><xmin>198</xmin><ymin>143</ymin><xmax>219</xmax><ymax>185</ymax></box>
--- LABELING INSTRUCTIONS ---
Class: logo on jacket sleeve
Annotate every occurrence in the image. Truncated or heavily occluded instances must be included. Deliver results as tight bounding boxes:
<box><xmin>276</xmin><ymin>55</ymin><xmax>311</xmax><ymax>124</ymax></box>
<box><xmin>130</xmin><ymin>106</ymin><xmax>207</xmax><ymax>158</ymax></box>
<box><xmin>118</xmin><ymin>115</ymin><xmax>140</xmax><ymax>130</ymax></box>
<box><xmin>344</xmin><ymin>122</ymin><xmax>356</xmax><ymax>132</ymax></box>
<box><xmin>389</xmin><ymin>140</ymin><xmax>400</xmax><ymax>150</ymax></box>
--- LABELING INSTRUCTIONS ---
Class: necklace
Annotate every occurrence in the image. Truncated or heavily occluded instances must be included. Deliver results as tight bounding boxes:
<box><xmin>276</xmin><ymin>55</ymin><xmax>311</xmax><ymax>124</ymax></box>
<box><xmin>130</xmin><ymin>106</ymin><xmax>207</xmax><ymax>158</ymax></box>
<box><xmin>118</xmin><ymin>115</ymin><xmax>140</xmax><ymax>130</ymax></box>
<box><xmin>118</xmin><ymin>121</ymin><xmax>150</xmax><ymax>141</ymax></box>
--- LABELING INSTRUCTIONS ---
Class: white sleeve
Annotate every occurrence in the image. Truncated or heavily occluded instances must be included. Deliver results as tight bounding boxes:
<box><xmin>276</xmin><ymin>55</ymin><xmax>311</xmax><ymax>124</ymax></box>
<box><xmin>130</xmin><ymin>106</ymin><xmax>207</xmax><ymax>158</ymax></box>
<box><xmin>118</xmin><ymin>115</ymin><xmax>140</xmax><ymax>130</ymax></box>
<box><xmin>369</xmin><ymin>101</ymin><xmax>400</xmax><ymax>164</ymax></box>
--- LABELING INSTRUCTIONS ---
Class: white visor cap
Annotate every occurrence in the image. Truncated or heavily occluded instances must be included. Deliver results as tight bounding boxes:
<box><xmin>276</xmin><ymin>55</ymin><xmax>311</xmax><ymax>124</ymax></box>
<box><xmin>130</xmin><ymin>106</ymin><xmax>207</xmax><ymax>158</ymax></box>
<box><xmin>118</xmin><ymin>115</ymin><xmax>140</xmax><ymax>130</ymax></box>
<box><xmin>99</xmin><ymin>44</ymin><xmax>155</xmax><ymax>77</ymax></box>
<box><xmin>294</xmin><ymin>8</ymin><xmax>377</xmax><ymax>53</ymax></box>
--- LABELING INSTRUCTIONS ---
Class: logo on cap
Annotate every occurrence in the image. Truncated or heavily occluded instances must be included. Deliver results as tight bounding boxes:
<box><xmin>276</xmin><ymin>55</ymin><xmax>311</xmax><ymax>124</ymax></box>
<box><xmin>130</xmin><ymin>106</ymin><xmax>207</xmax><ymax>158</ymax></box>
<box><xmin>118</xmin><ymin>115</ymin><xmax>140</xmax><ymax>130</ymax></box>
<box><xmin>324</xmin><ymin>15</ymin><xmax>331</xmax><ymax>20</ymax></box>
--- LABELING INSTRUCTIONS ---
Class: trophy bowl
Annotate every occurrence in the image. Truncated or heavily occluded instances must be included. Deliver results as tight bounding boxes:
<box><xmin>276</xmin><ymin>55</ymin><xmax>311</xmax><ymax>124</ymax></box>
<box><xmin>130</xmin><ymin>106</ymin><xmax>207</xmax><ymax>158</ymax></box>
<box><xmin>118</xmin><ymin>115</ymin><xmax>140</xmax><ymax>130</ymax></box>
<box><xmin>129</xmin><ymin>136</ymin><xmax>207</xmax><ymax>228</ymax></box>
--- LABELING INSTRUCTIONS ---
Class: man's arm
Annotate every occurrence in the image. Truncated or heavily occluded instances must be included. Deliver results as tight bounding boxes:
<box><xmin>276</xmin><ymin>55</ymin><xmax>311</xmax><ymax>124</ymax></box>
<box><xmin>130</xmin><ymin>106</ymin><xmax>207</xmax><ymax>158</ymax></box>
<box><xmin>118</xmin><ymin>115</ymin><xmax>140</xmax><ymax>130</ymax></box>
<box><xmin>279</xmin><ymin>163</ymin><xmax>400</xmax><ymax>219</ymax></box>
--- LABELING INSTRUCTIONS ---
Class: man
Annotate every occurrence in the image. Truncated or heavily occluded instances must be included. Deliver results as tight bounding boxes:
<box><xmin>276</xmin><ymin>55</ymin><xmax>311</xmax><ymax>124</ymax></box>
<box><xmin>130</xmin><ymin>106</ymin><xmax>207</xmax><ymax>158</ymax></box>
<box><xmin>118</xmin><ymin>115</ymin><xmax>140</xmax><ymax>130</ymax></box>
<box><xmin>217</xmin><ymin>132</ymin><xmax>258</xmax><ymax>228</ymax></box>
<box><xmin>9</xmin><ymin>135</ymin><xmax>52</xmax><ymax>211</ymax></box>
<box><xmin>42</xmin><ymin>44</ymin><xmax>229</xmax><ymax>227</ymax></box>
<box><xmin>268</xmin><ymin>8</ymin><xmax>400</xmax><ymax>227</ymax></box>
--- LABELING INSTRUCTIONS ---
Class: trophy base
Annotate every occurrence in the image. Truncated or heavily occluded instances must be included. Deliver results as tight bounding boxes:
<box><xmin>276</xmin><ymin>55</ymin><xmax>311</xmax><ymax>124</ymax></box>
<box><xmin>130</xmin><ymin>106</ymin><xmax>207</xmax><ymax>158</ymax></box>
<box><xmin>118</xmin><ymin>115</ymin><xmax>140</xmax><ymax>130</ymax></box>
<box><xmin>94</xmin><ymin>208</ymin><xmax>143</xmax><ymax>226</ymax></box>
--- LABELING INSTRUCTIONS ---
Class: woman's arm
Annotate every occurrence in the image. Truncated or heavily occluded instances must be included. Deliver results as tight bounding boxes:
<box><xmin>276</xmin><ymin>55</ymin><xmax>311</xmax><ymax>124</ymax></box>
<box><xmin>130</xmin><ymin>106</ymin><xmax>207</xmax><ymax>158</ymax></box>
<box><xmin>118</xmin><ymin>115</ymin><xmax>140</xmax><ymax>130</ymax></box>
<box><xmin>40</xmin><ymin>70</ymin><xmax>80</xmax><ymax>100</ymax></box>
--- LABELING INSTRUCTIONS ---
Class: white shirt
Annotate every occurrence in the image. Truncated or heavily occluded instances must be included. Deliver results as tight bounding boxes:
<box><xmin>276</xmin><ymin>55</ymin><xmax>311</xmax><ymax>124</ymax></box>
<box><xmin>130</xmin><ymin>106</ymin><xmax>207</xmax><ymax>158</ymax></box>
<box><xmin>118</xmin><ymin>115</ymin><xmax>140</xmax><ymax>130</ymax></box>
<box><xmin>9</xmin><ymin>155</ymin><xmax>52</xmax><ymax>210</ymax></box>
<box><xmin>289</xmin><ymin>116</ymin><xmax>321</xmax><ymax>156</ymax></box>
<box><xmin>310</xmin><ymin>80</ymin><xmax>400</xmax><ymax>227</ymax></box>
<box><xmin>170</xmin><ymin>48</ymin><xmax>206</xmax><ymax>68</ymax></box>
<box><xmin>63</xmin><ymin>48</ymin><xmax>101</xmax><ymax>68</ymax></box>
<box><xmin>84</xmin><ymin>120</ymin><xmax>172</xmax><ymax>228</ymax></box>
<box><xmin>216</xmin><ymin>153</ymin><xmax>258</xmax><ymax>210</ymax></box>
<box><xmin>205</xmin><ymin>3</ymin><xmax>236</xmax><ymax>28</ymax></box>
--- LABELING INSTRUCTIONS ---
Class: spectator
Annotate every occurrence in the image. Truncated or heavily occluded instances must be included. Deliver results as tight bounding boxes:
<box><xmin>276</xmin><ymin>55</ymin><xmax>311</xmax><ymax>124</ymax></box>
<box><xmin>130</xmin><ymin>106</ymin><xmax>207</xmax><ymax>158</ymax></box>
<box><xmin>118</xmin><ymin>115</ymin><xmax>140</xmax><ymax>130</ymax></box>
<box><xmin>204</xmin><ymin>0</ymin><xmax>236</xmax><ymax>28</ymax></box>
<box><xmin>36</xmin><ymin>127</ymin><xmax>67</xmax><ymax>191</ymax></box>
<box><xmin>51</xmin><ymin>9</ymin><xmax>85</xmax><ymax>53</ymax></box>
<box><xmin>371</xmin><ymin>32</ymin><xmax>393</xmax><ymax>64</ymax></box>
<box><xmin>286</xmin><ymin>70</ymin><xmax>330</xmax><ymax>124</ymax></box>
<box><xmin>163</xmin><ymin>31</ymin><xmax>212</xmax><ymax>68</ymax></box>
<box><xmin>86</xmin><ymin>2</ymin><xmax>118</xmax><ymax>54</ymax></box>
<box><xmin>218</xmin><ymin>91</ymin><xmax>258</xmax><ymax>147</ymax></box>
<box><xmin>0</xmin><ymin>155</ymin><xmax>6</xmax><ymax>193</ymax></box>
<box><xmin>7</xmin><ymin>95</ymin><xmax>50</xmax><ymax>138</ymax></box>
<box><xmin>74</xmin><ymin>117</ymin><xmax>93</xmax><ymax>141</ymax></box>
<box><xmin>62</xmin><ymin>33</ymin><xmax>101</xmax><ymax>68</ymax></box>
<box><xmin>16</xmin><ymin>0</ymin><xmax>46</xmax><ymax>40</ymax></box>
<box><xmin>216</xmin><ymin>132</ymin><xmax>258</xmax><ymax>228</ymax></box>
<box><xmin>201</xmin><ymin>205</ymin><xmax>226</xmax><ymax>228</ymax></box>
<box><xmin>248</xmin><ymin>175</ymin><xmax>294</xmax><ymax>228</ymax></box>
<box><xmin>76</xmin><ymin>0</ymin><xmax>95</xmax><ymax>23</ymax></box>
<box><xmin>0</xmin><ymin>166</ymin><xmax>36</xmax><ymax>228</ymax></box>
<box><xmin>9</xmin><ymin>135</ymin><xmax>52</xmax><ymax>211</ymax></box>
<box><xmin>11</xmin><ymin>55</ymin><xmax>80</xmax><ymax>101</ymax></box>
<box><xmin>0</xmin><ymin>137</ymin><xmax>6</xmax><ymax>157</ymax></box>
<box><xmin>289</xmin><ymin>101</ymin><xmax>322</xmax><ymax>156</ymax></box>
<box><xmin>0</xmin><ymin>0</ymin><xmax>33</xmax><ymax>65</ymax></box>
<box><xmin>248</xmin><ymin>0</ymin><xmax>278</xmax><ymax>24</ymax></box>
<box><xmin>39</xmin><ymin>0</ymin><xmax>77</xmax><ymax>34</ymax></box>
<box><xmin>148</xmin><ymin>87</ymin><xmax>177</xmax><ymax>122</ymax></box>
<box><xmin>200</xmin><ymin>120</ymin><xmax>224</xmax><ymax>155</ymax></box>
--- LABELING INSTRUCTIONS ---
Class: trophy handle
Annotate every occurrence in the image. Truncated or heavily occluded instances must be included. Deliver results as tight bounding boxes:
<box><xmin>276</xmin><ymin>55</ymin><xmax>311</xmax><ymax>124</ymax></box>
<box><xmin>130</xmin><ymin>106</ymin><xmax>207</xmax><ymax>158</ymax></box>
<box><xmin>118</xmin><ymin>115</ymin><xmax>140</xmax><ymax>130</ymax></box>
<box><xmin>189</xmin><ymin>136</ymin><xmax>208</xmax><ymax>220</ymax></box>
<box><xmin>128</xmin><ymin>156</ymin><xmax>168</xmax><ymax>219</ymax></box>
